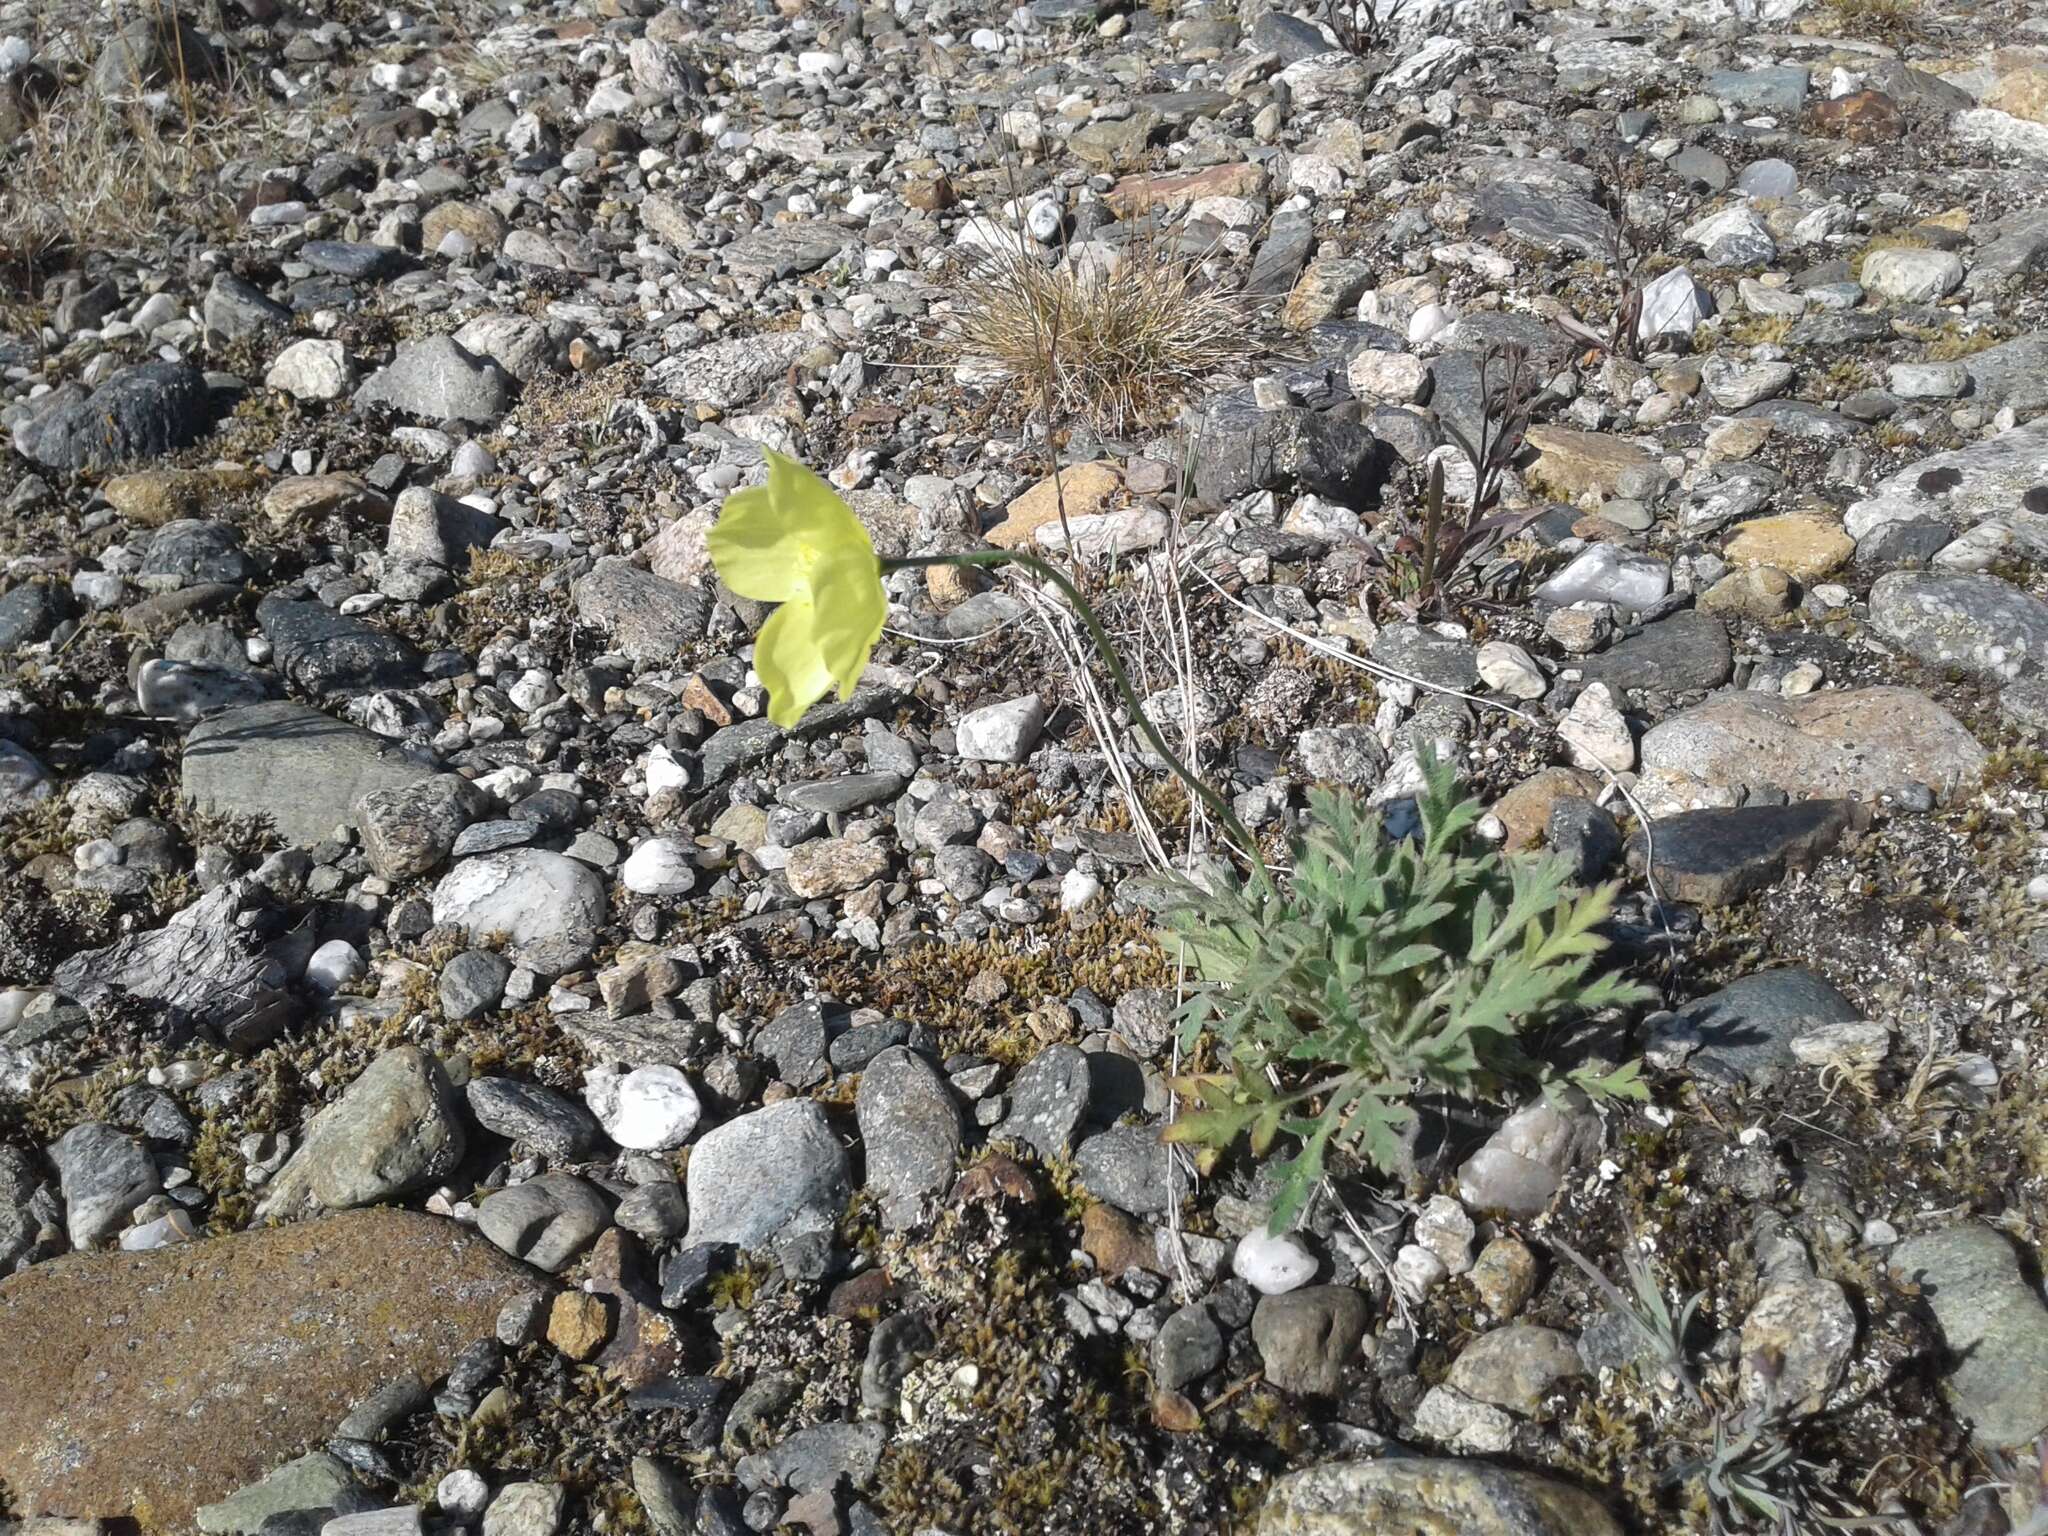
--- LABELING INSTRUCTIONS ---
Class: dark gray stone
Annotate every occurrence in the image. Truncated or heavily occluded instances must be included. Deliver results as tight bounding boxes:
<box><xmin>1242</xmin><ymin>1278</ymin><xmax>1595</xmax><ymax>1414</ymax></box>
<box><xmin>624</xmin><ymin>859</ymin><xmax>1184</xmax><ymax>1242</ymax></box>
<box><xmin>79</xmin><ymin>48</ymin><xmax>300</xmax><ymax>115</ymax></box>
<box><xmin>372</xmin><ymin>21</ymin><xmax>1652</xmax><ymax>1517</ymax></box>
<box><xmin>183</xmin><ymin>701</ymin><xmax>433</xmax><ymax>847</ymax></box>
<box><xmin>466</xmin><ymin>1077</ymin><xmax>602</xmax><ymax>1161</ymax></box>
<box><xmin>1246</xmin><ymin>207</ymin><xmax>1315</xmax><ymax>297</ymax></box>
<box><xmin>1631</xmin><ymin>800</ymin><xmax>1856</xmax><ymax>908</ymax></box>
<box><xmin>1674</xmin><ymin>967</ymin><xmax>1861</xmax><ymax>1084</ymax></box>
<box><xmin>13</xmin><ymin>361</ymin><xmax>215</xmax><ymax>471</ymax></box>
<box><xmin>1475</xmin><ymin>182</ymin><xmax>1615</xmax><ymax>257</ymax></box>
<box><xmin>440</xmin><ymin>949</ymin><xmax>511</xmax><ymax>1023</ymax></box>
<box><xmin>779</xmin><ymin>773</ymin><xmax>908</xmax><ymax>816</ymax></box>
<box><xmin>572</xmin><ymin>558</ymin><xmax>711</xmax><ymax>666</ymax></box>
<box><xmin>204</xmin><ymin>272</ymin><xmax>292</xmax><ymax>341</ymax></box>
<box><xmin>1075</xmin><ymin>1123</ymin><xmax>1172</xmax><ymax>1216</ymax></box>
<box><xmin>297</xmin><ymin>240</ymin><xmax>411</xmax><ymax>281</ymax></box>
<box><xmin>0</xmin><ymin>581</ymin><xmax>67</xmax><ymax>652</ymax></box>
<box><xmin>993</xmin><ymin>1044</ymin><xmax>1092</xmax><ymax>1160</ymax></box>
<box><xmin>1151</xmin><ymin>1303</ymin><xmax>1225</xmax><ymax>1391</ymax></box>
<box><xmin>255</xmin><ymin>596</ymin><xmax>422</xmax><ymax>696</ymax></box>
<box><xmin>855</xmin><ymin>1046</ymin><xmax>965</xmax><ymax>1229</ymax></box>
<box><xmin>1251</xmin><ymin>1285</ymin><xmax>1371</xmax><ymax>1395</ymax></box>
<box><xmin>1185</xmin><ymin>395</ymin><xmax>1382</xmax><ymax>506</ymax></box>
<box><xmin>701</xmin><ymin>719</ymin><xmax>786</xmax><ymax>788</ymax></box>
<box><xmin>48</xmin><ymin>1121</ymin><xmax>160</xmax><ymax>1248</ymax></box>
<box><xmin>1581</xmin><ymin>611</ymin><xmax>1732</xmax><ymax>693</ymax></box>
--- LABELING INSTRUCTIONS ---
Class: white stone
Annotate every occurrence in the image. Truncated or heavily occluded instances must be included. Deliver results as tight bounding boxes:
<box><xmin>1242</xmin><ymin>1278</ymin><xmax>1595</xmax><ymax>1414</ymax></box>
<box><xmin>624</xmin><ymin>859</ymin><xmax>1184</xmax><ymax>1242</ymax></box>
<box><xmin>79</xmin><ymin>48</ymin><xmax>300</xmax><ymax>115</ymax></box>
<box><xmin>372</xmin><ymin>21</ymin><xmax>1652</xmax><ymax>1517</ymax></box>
<box><xmin>1476</xmin><ymin>640</ymin><xmax>1546</xmax><ymax>700</ymax></box>
<box><xmin>266</xmin><ymin>338</ymin><xmax>352</xmax><ymax>402</ymax></box>
<box><xmin>1860</xmin><ymin>247</ymin><xmax>1965</xmax><ymax>305</ymax></box>
<box><xmin>1533</xmin><ymin>543</ymin><xmax>1670</xmax><ymax>610</ymax></box>
<box><xmin>584</xmin><ymin>1064</ymin><xmax>702</xmax><ymax>1152</ymax></box>
<box><xmin>643</xmin><ymin>743</ymin><xmax>692</xmax><ymax>797</ymax></box>
<box><xmin>1637</xmin><ymin>266</ymin><xmax>1713</xmax><ymax>342</ymax></box>
<box><xmin>1232</xmin><ymin>1229</ymin><xmax>1317</xmax><ymax>1295</ymax></box>
<box><xmin>621</xmin><ymin>837</ymin><xmax>698</xmax><ymax>897</ymax></box>
<box><xmin>1393</xmin><ymin>1241</ymin><xmax>1450</xmax><ymax>1299</ymax></box>
<box><xmin>1560</xmin><ymin>682</ymin><xmax>1635</xmax><ymax>773</ymax></box>
<box><xmin>120</xmin><ymin>1209</ymin><xmax>196</xmax><ymax>1250</ymax></box>
<box><xmin>305</xmin><ymin>940</ymin><xmax>365</xmax><ymax>995</ymax></box>
<box><xmin>1346</xmin><ymin>349</ymin><xmax>1428</xmax><ymax>403</ymax></box>
<box><xmin>1412</xmin><ymin>1194</ymin><xmax>1476</xmax><ymax>1276</ymax></box>
<box><xmin>1407</xmin><ymin>302</ymin><xmax>1455</xmax><ymax>346</ymax></box>
<box><xmin>1059</xmin><ymin>868</ymin><xmax>1102</xmax><ymax>912</ymax></box>
<box><xmin>437</xmin><ymin>1470</ymin><xmax>491</xmax><ymax>1520</ymax></box>
<box><xmin>955</xmin><ymin>695</ymin><xmax>1046</xmax><ymax>762</ymax></box>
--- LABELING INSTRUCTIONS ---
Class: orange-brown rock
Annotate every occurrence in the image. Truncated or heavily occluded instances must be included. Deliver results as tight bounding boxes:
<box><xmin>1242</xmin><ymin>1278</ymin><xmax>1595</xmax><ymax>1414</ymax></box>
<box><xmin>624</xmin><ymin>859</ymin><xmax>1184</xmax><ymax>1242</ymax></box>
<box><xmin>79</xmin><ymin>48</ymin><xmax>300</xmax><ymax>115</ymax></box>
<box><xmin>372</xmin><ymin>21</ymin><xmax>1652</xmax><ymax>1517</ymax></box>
<box><xmin>987</xmin><ymin>461</ymin><xmax>1123</xmax><ymax>550</ymax></box>
<box><xmin>1105</xmin><ymin>161</ymin><xmax>1266</xmax><ymax>217</ymax></box>
<box><xmin>0</xmin><ymin>1209</ymin><xmax>547</xmax><ymax>1532</ymax></box>
<box><xmin>1492</xmin><ymin>767</ymin><xmax>1603</xmax><ymax>852</ymax></box>
<box><xmin>1810</xmin><ymin>89</ymin><xmax>1905</xmax><ymax>143</ymax></box>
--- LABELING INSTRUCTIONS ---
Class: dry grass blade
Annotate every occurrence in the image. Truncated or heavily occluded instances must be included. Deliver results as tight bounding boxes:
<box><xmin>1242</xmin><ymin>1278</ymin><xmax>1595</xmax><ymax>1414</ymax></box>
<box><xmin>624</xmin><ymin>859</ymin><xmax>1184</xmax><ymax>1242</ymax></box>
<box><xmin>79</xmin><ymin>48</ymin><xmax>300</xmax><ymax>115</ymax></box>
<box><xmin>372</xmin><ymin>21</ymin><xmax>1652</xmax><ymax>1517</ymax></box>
<box><xmin>942</xmin><ymin>234</ymin><xmax>1240</xmax><ymax>434</ymax></box>
<box><xmin>1</xmin><ymin>5</ymin><xmax>291</xmax><ymax>288</ymax></box>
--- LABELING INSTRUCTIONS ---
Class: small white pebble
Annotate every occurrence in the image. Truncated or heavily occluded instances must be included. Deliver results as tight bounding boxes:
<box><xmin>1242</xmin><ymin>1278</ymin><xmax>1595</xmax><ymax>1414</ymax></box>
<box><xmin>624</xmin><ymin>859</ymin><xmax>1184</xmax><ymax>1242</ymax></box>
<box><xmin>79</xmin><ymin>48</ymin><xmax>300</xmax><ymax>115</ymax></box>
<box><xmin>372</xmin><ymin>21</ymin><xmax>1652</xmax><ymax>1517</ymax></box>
<box><xmin>1232</xmin><ymin>1230</ymin><xmax>1317</xmax><ymax>1295</ymax></box>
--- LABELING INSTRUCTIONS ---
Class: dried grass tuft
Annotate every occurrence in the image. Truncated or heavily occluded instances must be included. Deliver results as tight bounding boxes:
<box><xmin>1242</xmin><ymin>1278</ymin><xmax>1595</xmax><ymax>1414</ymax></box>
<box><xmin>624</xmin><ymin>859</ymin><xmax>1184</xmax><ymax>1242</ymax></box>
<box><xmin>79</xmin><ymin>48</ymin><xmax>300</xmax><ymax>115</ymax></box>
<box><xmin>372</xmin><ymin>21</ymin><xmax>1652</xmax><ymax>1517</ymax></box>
<box><xmin>1</xmin><ymin>7</ymin><xmax>289</xmax><ymax>287</ymax></box>
<box><xmin>942</xmin><ymin>228</ymin><xmax>1241</xmax><ymax>434</ymax></box>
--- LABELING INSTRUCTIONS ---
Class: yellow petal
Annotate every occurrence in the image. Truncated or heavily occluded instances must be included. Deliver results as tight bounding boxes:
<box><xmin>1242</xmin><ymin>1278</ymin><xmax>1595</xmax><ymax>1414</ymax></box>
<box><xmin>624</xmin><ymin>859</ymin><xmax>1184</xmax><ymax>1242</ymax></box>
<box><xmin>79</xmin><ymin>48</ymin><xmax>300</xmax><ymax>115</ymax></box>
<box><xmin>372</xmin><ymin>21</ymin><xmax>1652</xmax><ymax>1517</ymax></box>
<box><xmin>807</xmin><ymin>545</ymin><xmax>887</xmax><ymax>702</ymax></box>
<box><xmin>754</xmin><ymin>597</ymin><xmax>836</xmax><ymax>729</ymax></box>
<box><xmin>707</xmin><ymin>450</ymin><xmax>876</xmax><ymax>605</ymax></box>
<box><xmin>706</xmin><ymin>481</ymin><xmax>801</xmax><ymax>603</ymax></box>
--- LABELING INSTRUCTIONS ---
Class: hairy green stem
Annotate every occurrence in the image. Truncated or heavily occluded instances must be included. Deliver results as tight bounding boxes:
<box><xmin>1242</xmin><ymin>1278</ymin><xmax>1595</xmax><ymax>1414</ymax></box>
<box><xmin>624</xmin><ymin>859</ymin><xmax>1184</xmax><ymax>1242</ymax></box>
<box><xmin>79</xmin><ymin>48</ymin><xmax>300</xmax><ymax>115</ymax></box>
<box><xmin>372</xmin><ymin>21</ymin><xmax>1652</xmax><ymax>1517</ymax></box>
<box><xmin>884</xmin><ymin>549</ymin><xmax>1270</xmax><ymax>892</ymax></box>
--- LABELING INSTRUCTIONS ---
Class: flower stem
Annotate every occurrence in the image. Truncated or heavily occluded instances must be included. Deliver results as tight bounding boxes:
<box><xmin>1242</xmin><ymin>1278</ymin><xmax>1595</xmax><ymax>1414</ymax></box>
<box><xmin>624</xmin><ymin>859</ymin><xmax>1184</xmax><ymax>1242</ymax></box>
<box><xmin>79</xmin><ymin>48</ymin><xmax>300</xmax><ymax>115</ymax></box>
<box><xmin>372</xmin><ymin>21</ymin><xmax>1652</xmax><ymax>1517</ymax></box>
<box><xmin>883</xmin><ymin>549</ymin><xmax>1271</xmax><ymax>892</ymax></box>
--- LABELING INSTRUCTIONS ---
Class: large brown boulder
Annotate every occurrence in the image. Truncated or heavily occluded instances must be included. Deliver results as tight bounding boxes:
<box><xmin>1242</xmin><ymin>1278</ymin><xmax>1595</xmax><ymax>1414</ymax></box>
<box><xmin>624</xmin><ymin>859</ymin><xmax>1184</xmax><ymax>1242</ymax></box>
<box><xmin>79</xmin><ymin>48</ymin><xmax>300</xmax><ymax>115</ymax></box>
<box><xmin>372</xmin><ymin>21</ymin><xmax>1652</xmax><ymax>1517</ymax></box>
<box><xmin>0</xmin><ymin>1209</ymin><xmax>547</xmax><ymax>1532</ymax></box>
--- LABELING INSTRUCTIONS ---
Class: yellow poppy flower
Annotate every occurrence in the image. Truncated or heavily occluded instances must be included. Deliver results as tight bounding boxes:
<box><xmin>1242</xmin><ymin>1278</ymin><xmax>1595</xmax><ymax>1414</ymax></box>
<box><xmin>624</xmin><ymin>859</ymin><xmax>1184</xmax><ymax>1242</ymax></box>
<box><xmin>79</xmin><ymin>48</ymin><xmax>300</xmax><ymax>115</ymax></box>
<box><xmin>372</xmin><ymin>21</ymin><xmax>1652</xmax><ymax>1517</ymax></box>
<box><xmin>708</xmin><ymin>449</ymin><xmax>886</xmax><ymax>729</ymax></box>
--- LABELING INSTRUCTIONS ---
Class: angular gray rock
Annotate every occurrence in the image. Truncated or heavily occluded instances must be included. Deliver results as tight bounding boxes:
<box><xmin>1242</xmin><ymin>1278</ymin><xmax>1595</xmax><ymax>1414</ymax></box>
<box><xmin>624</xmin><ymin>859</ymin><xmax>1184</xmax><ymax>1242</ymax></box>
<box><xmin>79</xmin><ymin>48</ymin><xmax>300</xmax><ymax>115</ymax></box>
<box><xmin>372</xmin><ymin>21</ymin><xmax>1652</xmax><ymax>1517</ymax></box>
<box><xmin>353</xmin><ymin>335</ymin><xmax>513</xmax><ymax>424</ymax></box>
<box><xmin>51</xmin><ymin>879</ymin><xmax>291</xmax><ymax>1049</ymax></box>
<box><xmin>184</xmin><ymin>701</ymin><xmax>434</xmax><ymax>847</ymax></box>
<box><xmin>571</xmin><ymin>557</ymin><xmax>711</xmax><ymax>665</ymax></box>
<box><xmin>431</xmin><ymin>850</ymin><xmax>608</xmax><ymax>972</ymax></box>
<box><xmin>683</xmin><ymin>1100</ymin><xmax>851</xmax><ymax>1251</ymax></box>
<box><xmin>854</xmin><ymin>1046</ymin><xmax>964</xmax><ymax>1229</ymax></box>
<box><xmin>48</xmin><ymin>1121</ymin><xmax>161</xmax><ymax>1248</ymax></box>
<box><xmin>257</xmin><ymin>1046</ymin><xmax>467</xmax><ymax>1222</ymax></box>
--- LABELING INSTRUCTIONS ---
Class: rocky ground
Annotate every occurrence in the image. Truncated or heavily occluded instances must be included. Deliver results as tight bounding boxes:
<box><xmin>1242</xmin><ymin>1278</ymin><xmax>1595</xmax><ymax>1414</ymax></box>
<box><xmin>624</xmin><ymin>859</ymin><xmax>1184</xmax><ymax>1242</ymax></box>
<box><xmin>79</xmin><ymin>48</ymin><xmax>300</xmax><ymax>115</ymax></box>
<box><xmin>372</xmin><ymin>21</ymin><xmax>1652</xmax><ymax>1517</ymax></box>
<box><xmin>3</xmin><ymin>0</ymin><xmax>2048</xmax><ymax>1531</ymax></box>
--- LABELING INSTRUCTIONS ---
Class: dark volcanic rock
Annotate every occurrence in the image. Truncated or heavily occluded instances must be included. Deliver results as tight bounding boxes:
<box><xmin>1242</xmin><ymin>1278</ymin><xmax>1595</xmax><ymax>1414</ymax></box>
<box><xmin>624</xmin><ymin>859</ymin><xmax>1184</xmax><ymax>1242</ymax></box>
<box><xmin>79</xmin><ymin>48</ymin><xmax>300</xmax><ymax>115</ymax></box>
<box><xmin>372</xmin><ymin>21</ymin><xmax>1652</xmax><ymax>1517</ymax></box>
<box><xmin>12</xmin><ymin>361</ymin><xmax>215</xmax><ymax>471</ymax></box>
<box><xmin>1631</xmin><ymin>800</ymin><xmax>1858</xmax><ymax>907</ymax></box>
<box><xmin>256</xmin><ymin>596</ymin><xmax>423</xmax><ymax>695</ymax></box>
